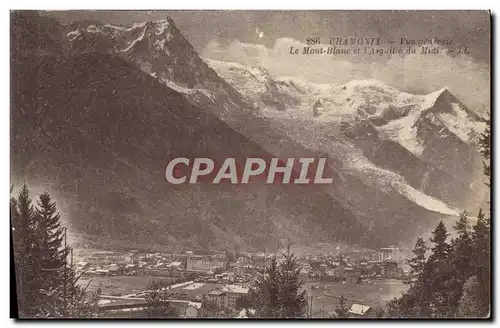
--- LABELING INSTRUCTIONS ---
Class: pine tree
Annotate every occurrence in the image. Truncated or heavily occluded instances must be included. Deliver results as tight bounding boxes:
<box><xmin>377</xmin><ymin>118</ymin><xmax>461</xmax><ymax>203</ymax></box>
<box><xmin>455</xmin><ymin>116</ymin><xmax>491</xmax><ymax>317</ymax></box>
<box><xmin>38</xmin><ymin>268</ymin><xmax>98</xmax><ymax>318</ymax></box>
<box><xmin>33</xmin><ymin>191</ymin><xmax>97</xmax><ymax>318</ymax></box>
<box><xmin>456</xmin><ymin>116</ymin><xmax>491</xmax><ymax>318</ymax></box>
<box><xmin>11</xmin><ymin>184</ymin><xmax>39</xmax><ymax>317</ymax></box>
<box><xmin>144</xmin><ymin>279</ymin><xmax>179</xmax><ymax>318</ymax></box>
<box><xmin>425</xmin><ymin>221</ymin><xmax>461</xmax><ymax>317</ymax></box>
<box><xmin>478</xmin><ymin>114</ymin><xmax>490</xmax><ymax>186</ymax></box>
<box><xmin>453</xmin><ymin>211</ymin><xmax>471</xmax><ymax>236</ymax></box>
<box><xmin>334</xmin><ymin>295</ymin><xmax>350</xmax><ymax>318</ymax></box>
<box><xmin>451</xmin><ymin>211</ymin><xmax>473</xmax><ymax>283</ymax></box>
<box><xmin>277</xmin><ymin>244</ymin><xmax>307</xmax><ymax>318</ymax></box>
<box><xmin>250</xmin><ymin>245</ymin><xmax>307</xmax><ymax>318</ymax></box>
<box><xmin>312</xmin><ymin>100</ymin><xmax>320</xmax><ymax>117</ymax></box>
<box><xmin>34</xmin><ymin>192</ymin><xmax>69</xmax><ymax>311</ymax></box>
<box><xmin>385</xmin><ymin>115</ymin><xmax>491</xmax><ymax>318</ymax></box>
<box><xmin>200</xmin><ymin>299</ymin><xmax>218</xmax><ymax>318</ymax></box>
<box><xmin>249</xmin><ymin>257</ymin><xmax>281</xmax><ymax>318</ymax></box>
<box><xmin>472</xmin><ymin>114</ymin><xmax>491</xmax><ymax>316</ymax></box>
<box><xmin>457</xmin><ymin>276</ymin><xmax>483</xmax><ymax>317</ymax></box>
<box><xmin>407</xmin><ymin>237</ymin><xmax>427</xmax><ymax>278</ymax></box>
<box><xmin>469</xmin><ymin>209</ymin><xmax>490</xmax><ymax>317</ymax></box>
<box><xmin>398</xmin><ymin>278</ymin><xmax>434</xmax><ymax>317</ymax></box>
<box><xmin>428</xmin><ymin>221</ymin><xmax>451</xmax><ymax>263</ymax></box>
<box><xmin>11</xmin><ymin>190</ymin><xmax>22</xmax><ymax>312</ymax></box>
<box><xmin>11</xmin><ymin>185</ymin><xmax>98</xmax><ymax>318</ymax></box>
<box><xmin>372</xmin><ymin>307</ymin><xmax>386</xmax><ymax>318</ymax></box>
<box><xmin>385</xmin><ymin>297</ymin><xmax>402</xmax><ymax>318</ymax></box>
<box><xmin>387</xmin><ymin>221</ymin><xmax>454</xmax><ymax>318</ymax></box>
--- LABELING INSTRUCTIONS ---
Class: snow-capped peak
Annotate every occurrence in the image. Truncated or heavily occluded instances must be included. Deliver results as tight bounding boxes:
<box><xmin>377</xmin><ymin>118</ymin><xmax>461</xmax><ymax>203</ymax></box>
<box><xmin>68</xmin><ymin>17</ymin><xmax>214</xmax><ymax>89</ymax></box>
<box><xmin>154</xmin><ymin>19</ymin><xmax>171</xmax><ymax>36</ymax></box>
<box><xmin>121</xmin><ymin>25</ymin><xmax>147</xmax><ymax>52</ymax></box>
<box><xmin>67</xmin><ymin>16</ymin><xmax>180</xmax><ymax>56</ymax></box>
<box><xmin>208</xmin><ymin>58</ymin><xmax>484</xmax><ymax>158</ymax></box>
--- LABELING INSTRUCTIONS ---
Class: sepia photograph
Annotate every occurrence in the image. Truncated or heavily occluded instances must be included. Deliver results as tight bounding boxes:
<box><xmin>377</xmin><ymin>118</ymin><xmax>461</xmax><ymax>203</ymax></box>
<box><xmin>10</xmin><ymin>9</ymin><xmax>491</xmax><ymax>319</ymax></box>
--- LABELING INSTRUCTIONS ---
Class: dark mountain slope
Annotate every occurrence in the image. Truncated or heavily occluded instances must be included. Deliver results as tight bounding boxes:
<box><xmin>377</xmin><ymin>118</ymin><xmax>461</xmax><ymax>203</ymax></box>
<box><xmin>11</xmin><ymin>13</ymin><xmax>376</xmax><ymax>251</ymax></box>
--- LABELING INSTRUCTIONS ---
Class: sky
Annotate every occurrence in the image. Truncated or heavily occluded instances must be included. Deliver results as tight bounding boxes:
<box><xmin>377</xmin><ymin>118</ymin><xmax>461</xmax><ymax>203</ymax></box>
<box><xmin>45</xmin><ymin>10</ymin><xmax>491</xmax><ymax>114</ymax></box>
<box><xmin>48</xmin><ymin>10</ymin><xmax>490</xmax><ymax>60</ymax></box>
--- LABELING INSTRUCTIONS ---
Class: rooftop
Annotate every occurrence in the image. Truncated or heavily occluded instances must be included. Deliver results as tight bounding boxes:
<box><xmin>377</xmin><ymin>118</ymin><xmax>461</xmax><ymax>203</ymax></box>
<box><xmin>349</xmin><ymin>304</ymin><xmax>371</xmax><ymax>315</ymax></box>
<box><xmin>207</xmin><ymin>290</ymin><xmax>226</xmax><ymax>296</ymax></box>
<box><xmin>187</xmin><ymin>302</ymin><xmax>202</xmax><ymax>309</ymax></box>
<box><xmin>222</xmin><ymin>285</ymin><xmax>249</xmax><ymax>294</ymax></box>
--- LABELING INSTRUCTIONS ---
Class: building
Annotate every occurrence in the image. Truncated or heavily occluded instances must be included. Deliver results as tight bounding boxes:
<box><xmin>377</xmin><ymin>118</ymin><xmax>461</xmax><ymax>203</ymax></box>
<box><xmin>206</xmin><ymin>290</ymin><xmax>226</xmax><ymax>309</ymax></box>
<box><xmin>94</xmin><ymin>268</ymin><xmax>110</xmax><ymax>276</ymax></box>
<box><xmin>250</xmin><ymin>255</ymin><xmax>266</xmax><ymax>268</ymax></box>
<box><xmin>144</xmin><ymin>267</ymin><xmax>171</xmax><ymax>277</ymax></box>
<box><xmin>319</xmin><ymin>263</ymin><xmax>328</xmax><ymax>276</ymax></box>
<box><xmin>399</xmin><ymin>264</ymin><xmax>411</xmax><ymax>279</ymax></box>
<box><xmin>223</xmin><ymin>285</ymin><xmax>249</xmax><ymax>309</ymax></box>
<box><xmin>344</xmin><ymin>267</ymin><xmax>361</xmax><ymax>283</ymax></box>
<box><xmin>367</xmin><ymin>261</ymin><xmax>382</xmax><ymax>276</ymax></box>
<box><xmin>237</xmin><ymin>308</ymin><xmax>256</xmax><ymax>318</ymax></box>
<box><xmin>185</xmin><ymin>302</ymin><xmax>202</xmax><ymax>318</ymax></box>
<box><xmin>100</xmin><ymin>299</ymin><xmax>202</xmax><ymax>318</ymax></box>
<box><xmin>87</xmin><ymin>251</ymin><xmax>133</xmax><ymax>266</ymax></box>
<box><xmin>380</xmin><ymin>261</ymin><xmax>399</xmax><ymax>278</ymax></box>
<box><xmin>107</xmin><ymin>264</ymin><xmax>122</xmax><ymax>276</ymax></box>
<box><xmin>86</xmin><ymin>251</ymin><xmax>114</xmax><ymax>265</ymax></box>
<box><xmin>205</xmin><ymin>285</ymin><xmax>249</xmax><ymax>310</ymax></box>
<box><xmin>348</xmin><ymin>304</ymin><xmax>374</xmax><ymax>318</ymax></box>
<box><xmin>187</xmin><ymin>254</ymin><xmax>227</xmax><ymax>272</ymax></box>
<box><xmin>334</xmin><ymin>265</ymin><xmax>345</xmax><ymax>279</ymax></box>
<box><xmin>170</xmin><ymin>261</ymin><xmax>183</xmax><ymax>269</ymax></box>
<box><xmin>378</xmin><ymin>247</ymin><xmax>402</xmax><ymax>262</ymax></box>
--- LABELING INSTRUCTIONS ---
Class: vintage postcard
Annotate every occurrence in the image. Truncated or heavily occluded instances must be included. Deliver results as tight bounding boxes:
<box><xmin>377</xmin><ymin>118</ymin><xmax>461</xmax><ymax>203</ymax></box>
<box><xmin>10</xmin><ymin>10</ymin><xmax>491</xmax><ymax>319</ymax></box>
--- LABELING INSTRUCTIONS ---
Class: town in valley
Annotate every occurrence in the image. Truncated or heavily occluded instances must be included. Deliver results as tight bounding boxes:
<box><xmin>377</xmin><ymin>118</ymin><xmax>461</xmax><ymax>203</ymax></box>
<box><xmin>75</xmin><ymin>245</ymin><xmax>412</xmax><ymax>318</ymax></box>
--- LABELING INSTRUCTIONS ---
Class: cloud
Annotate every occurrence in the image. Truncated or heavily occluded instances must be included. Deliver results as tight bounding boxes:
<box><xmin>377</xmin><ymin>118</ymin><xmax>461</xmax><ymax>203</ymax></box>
<box><xmin>202</xmin><ymin>37</ymin><xmax>489</xmax><ymax>116</ymax></box>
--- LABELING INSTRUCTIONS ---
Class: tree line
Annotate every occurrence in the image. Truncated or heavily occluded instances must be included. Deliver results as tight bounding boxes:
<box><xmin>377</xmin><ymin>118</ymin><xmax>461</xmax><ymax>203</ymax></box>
<box><xmin>383</xmin><ymin>115</ymin><xmax>491</xmax><ymax>318</ymax></box>
<box><xmin>11</xmin><ymin>185</ymin><xmax>99</xmax><ymax>318</ymax></box>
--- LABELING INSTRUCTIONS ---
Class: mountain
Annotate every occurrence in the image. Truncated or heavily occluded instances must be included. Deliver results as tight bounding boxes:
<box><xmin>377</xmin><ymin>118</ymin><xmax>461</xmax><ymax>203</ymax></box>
<box><xmin>13</xmin><ymin>12</ymin><xmax>487</xmax><ymax>252</ymax></box>
<box><xmin>208</xmin><ymin>60</ymin><xmax>488</xmax><ymax>212</ymax></box>
<box><xmin>66</xmin><ymin>17</ymin><xmax>255</xmax><ymax>119</ymax></box>
<box><xmin>11</xmin><ymin>12</ymin><xmax>379</xmax><ymax>252</ymax></box>
<box><xmin>57</xmin><ymin>13</ymin><xmax>483</xmax><ymax>249</ymax></box>
<box><xmin>200</xmin><ymin>59</ymin><xmax>302</xmax><ymax>111</ymax></box>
